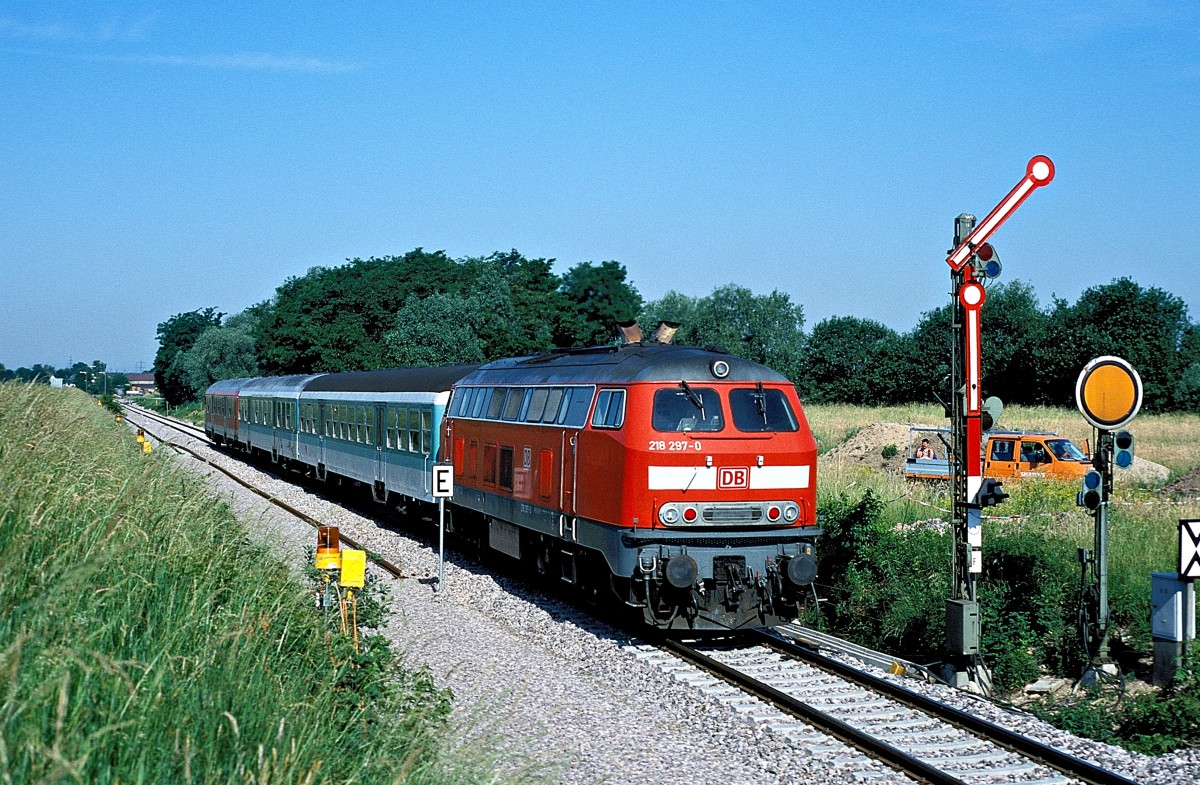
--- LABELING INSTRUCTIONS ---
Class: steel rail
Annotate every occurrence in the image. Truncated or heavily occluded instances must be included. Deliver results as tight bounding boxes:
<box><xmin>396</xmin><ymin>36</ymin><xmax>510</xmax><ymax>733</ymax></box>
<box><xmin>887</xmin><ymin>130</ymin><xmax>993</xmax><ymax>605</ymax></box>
<box><xmin>124</xmin><ymin>408</ymin><xmax>407</xmax><ymax>580</ymax></box>
<box><xmin>658</xmin><ymin>637</ymin><xmax>972</xmax><ymax>785</ymax></box>
<box><xmin>754</xmin><ymin>628</ymin><xmax>1139</xmax><ymax>785</ymax></box>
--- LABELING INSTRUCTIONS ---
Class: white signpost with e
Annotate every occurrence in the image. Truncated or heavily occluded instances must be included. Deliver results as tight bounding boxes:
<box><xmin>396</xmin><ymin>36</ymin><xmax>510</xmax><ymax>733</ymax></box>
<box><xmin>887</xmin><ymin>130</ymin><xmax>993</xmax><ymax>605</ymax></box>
<box><xmin>432</xmin><ymin>464</ymin><xmax>454</xmax><ymax>593</ymax></box>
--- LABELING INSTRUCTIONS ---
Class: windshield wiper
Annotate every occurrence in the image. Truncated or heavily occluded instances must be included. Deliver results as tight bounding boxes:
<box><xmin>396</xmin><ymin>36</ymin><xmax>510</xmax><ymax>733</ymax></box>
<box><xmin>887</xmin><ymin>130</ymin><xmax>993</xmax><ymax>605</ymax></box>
<box><xmin>755</xmin><ymin>381</ymin><xmax>768</xmax><ymax>426</ymax></box>
<box><xmin>679</xmin><ymin>380</ymin><xmax>705</xmax><ymax>420</ymax></box>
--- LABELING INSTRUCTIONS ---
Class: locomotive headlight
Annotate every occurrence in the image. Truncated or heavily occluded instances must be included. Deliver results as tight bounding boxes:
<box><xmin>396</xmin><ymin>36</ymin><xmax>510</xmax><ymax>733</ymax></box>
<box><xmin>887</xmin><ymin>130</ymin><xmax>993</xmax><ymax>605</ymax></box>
<box><xmin>660</xmin><ymin>506</ymin><xmax>680</xmax><ymax>525</ymax></box>
<box><xmin>783</xmin><ymin>503</ymin><xmax>799</xmax><ymax>522</ymax></box>
<box><xmin>681</xmin><ymin>506</ymin><xmax>698</xmax><ymax>523</ymax></box>
<box><xmin>766</xmin><ymin>505</ymin><xmax>781</xmax><ymax>522</ymax></box>
<box><xmin>710</xmin><ymin>359</ymin><xmax>730</xmax><ymax>378</ymax></box>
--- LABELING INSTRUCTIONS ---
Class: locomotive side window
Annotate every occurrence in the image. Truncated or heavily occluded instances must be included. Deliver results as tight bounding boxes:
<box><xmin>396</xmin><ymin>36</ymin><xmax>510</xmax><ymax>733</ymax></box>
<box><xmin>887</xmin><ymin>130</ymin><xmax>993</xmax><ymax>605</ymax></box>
<box><xmin>730</xmin><ymin>388</ymin><xmax>798</xmax><ymax>432</ymax></box>
<box><xmin>502</xmin><ymin>388</ymin><xmax>526</xmax><ymax>421</ymax></box>
<box><xmin>525</xmin><ymin>388</ymin><xmax>550</xmax><ymax>422</ymax></box>
<box><xmin>487</xmin><ymin>388</ymin><xmax>508</xmax><ymax>420</ymax></box>
<box><xmin>652</xmin><ymin>387</ymin><xmax>724</xmax><ymax>432</ymax></box>
<box><xmin>471</xmin><ymin>388</ymin><xmax>488</xmax><ymax>418</ymax></box>
<box><xmin>541</xmin><ymin>388</ymin><xmax>565</xmax><ymax>423</ymax></box>
<box><xmin>591</xmin><ymin>389</ymin><xmax>626</xmax><ymax>429</ymax></box>
<box><xmin>559</xmin><ymin>386</ymin><xmax>595</xmax><ymax>427</ymax></box>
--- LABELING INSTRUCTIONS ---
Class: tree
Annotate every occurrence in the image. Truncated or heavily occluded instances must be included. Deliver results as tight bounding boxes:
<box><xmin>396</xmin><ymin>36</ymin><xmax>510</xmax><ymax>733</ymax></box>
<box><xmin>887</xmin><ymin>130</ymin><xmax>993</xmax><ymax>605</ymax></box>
<box><xmin>560</xmin><ymin>260</ymin><xmax>643</xmax><ymax>346</ymax></box>
<box><xmin>979</xmin><ymin>280</ymin><xmax>1048</xmax><ymax>406</ymax></box>
<box><xmin>1038</xmin><ymin>278</ymin><xmax>1190</xmax><ymax>409</ymax></box>
<box><xmin>641</xmin><ymin>285</ymin><xmax>805</xmax><ymax>380</ymax></box>
<box><xmin>256</xmin><ymin>250</ymin><xmax>461</xmax><ymax>375</ymax></box>
<box><xmin>177</xmin><ymin>323</ymin><xmax>260</xmax><ymax>393</ymax></box>
<box><xmin>154</xmin><ymin>308</ymin><xmax>223</xmax><ymax>405</ymax></box>
<box><xmin>385</xmin><ymin>293</ymin><xmax>486</xmax><ymax>366</ymax></box>
<box><xmin>798</xmin><ymin>316</ymin><xmax>905</xmax><ymax>404</ymax></box>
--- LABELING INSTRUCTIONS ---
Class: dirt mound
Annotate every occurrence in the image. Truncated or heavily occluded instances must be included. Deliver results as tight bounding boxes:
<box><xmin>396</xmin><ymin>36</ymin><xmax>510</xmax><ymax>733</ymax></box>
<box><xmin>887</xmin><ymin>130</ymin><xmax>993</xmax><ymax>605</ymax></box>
<box><xmin>1163</xmin><ymin>467</ymin><xmax>1200</xmax><ymax>496</ymax></box>
<box><xmin>1115</xmin><ymin>456</ymin><xmax>1170</xmax><ymax>487</ymax></box>
<box><xmin>820</xmin><ymin>422</ymin><xmax>924</xmax><ymax>475</ymax></box>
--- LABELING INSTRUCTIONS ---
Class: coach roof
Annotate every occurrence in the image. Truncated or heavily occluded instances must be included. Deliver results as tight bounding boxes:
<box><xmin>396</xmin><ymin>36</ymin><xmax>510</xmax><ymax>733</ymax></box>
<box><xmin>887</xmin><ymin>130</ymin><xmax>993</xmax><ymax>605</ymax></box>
<box><xmin>458</xmin><ymin>343</ymin><xmax>790</xmax><ymax>386</ymax></box>
<box><xmin>303</xmin><ymin>364</ymin><xmax>480</xmax><ymax>394</ymax></box>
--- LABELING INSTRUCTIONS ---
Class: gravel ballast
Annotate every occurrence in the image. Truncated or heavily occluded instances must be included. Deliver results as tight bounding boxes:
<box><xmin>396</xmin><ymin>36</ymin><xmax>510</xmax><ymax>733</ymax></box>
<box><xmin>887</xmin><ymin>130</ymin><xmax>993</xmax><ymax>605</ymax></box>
<box><xmin>141</xmin><ymin>415</ymin><xmax>1198</xmax><ymax>785</ymax></box>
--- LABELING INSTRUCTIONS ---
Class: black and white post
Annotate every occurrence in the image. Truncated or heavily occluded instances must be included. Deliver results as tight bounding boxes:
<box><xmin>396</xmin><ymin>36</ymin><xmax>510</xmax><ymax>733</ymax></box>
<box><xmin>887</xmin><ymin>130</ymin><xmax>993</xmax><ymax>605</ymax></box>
<box><xmin>432</xmin><ymin>463</ymin><xmax>455</xmax><ymax>593</ymax></box>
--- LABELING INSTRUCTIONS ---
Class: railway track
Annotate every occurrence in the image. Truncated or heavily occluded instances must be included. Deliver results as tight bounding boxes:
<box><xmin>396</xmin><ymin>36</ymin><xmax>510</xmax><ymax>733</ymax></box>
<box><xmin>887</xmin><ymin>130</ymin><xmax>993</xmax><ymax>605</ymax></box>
<box><xmin>632</xmin><ymin>633</ymin><xmax>1138</xmax><ymax>785</ymax></box>
<box><xmin>124</xmin><ymin>404</ymin><xmax>1141</xmax><ymax>785</ymax></box>
<box><xmin>123</xmin><ymin>403</ymin><xmax>408</xmax><ymax>580</ymax></box>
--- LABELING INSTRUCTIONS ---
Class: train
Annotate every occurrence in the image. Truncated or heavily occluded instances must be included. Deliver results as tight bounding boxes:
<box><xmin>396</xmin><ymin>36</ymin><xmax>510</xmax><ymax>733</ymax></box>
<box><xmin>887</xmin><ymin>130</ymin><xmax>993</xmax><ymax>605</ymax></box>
<box><xmin>204</xmin><ymin>327</ymin><xmax>821</xmax><ymax>631</ymax></box>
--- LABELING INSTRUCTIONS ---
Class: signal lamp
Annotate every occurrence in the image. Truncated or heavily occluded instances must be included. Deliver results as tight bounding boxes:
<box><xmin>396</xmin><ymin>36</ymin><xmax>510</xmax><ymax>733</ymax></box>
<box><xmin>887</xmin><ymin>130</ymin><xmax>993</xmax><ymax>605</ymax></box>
<box><xmin>767</xmin><ymin>505</ymin><xmax>781</xmax><ymax>522</ymax></box>
<box><xmin>975</xmin><ymin>477</ymin><xmax>1009</xmax><ymax>507</ymax></box>
<box><xmin>1114</xmin><ymin>430</ymin><xmax>1134</xmax><ymax>469</ymax></box>
<box><xmin>1078</xmin><ymin>471</ymin><xmax>1103</xmax><ymax>510</ymax></box>
<box><xmin>682</xmin><ymin>506</ymin><xmax>698</xmax><ymax>523</ymax></box>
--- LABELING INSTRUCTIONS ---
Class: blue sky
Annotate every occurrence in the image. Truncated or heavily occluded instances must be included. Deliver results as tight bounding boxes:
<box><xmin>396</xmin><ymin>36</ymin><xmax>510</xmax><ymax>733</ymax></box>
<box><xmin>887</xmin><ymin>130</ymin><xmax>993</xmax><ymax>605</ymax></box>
<box><xmin>1</xmin><ymin>2</ymin><xmax>1197</xmax><ymax>372</ymax></box>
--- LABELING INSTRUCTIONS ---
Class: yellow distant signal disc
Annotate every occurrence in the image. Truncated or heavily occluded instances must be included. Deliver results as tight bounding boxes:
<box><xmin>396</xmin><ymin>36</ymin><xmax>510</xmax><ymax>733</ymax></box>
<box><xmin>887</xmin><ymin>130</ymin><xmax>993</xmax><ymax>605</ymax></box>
<box><xmin>1076</xmin><ymin>356</ymin><xmax>1142</xmax><ymax>430</ymax></box>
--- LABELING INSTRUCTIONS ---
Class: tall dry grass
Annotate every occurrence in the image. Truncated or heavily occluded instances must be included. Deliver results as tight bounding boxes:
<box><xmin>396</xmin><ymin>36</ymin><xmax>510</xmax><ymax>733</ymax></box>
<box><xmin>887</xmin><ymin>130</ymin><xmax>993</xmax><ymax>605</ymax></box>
<box><xmin>0</xmin><ymin>383</ymin><xmax>509</xmax><ymax>785</ymax></box>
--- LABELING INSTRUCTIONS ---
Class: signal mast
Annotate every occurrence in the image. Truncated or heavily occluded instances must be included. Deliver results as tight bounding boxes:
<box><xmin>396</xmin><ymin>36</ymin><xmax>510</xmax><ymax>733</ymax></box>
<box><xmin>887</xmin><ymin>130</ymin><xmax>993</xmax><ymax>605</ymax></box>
<box><xmin>942</xmin><ymin>156</ymin><xmax>1055</xmax><ymax>689</ymax></box>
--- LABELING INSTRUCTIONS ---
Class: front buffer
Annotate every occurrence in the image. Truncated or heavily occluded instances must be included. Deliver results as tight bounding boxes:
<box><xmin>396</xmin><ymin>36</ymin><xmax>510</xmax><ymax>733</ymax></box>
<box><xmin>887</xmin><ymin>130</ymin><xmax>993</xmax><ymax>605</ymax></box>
<box><xmin>622</xmin><ymin>526</ymin><xmax>821</xmax><ymax>631</ymax></box>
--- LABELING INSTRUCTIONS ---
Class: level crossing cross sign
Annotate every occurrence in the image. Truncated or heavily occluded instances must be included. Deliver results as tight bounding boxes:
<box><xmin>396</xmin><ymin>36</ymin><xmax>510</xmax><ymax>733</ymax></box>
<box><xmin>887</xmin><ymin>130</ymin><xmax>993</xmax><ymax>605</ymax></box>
<box><xmin>1181</xmin><ymin>520</ymin><xmax>1200</xmax><ymax>580</ymax></box>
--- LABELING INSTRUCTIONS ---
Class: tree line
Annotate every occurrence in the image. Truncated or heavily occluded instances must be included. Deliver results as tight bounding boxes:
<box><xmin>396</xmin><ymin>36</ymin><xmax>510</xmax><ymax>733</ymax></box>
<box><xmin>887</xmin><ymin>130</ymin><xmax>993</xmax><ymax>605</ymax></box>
<box><xmin>0</xmin><ymin>360</ymin><xmax>128</xmax><ymax>396</ymax></box>
<box><xmin>151</xmin><ymin>247</ymin><xmax>1200</xmax><ymax>413</ymax></box>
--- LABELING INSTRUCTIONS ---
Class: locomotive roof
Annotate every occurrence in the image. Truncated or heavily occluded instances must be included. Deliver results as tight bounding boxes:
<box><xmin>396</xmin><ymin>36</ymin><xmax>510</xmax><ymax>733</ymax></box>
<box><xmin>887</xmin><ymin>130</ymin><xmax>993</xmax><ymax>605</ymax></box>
<box><xmin>458</xmin><ymin>343</ymin><xmax>791</xmax><ymax>386</ymax></box>
<box><xmin>303</xmin><ymin>364</ymin><xmax>480</xmax><ymax>393</ymax></box>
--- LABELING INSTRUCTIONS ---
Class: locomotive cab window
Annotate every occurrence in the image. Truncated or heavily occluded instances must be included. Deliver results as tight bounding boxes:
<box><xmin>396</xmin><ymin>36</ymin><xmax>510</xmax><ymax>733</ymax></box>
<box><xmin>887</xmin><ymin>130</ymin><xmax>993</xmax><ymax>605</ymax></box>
<box><xmin>730</xmin><ymin>388</ymin><xmax>799</xmax><ymax>432</ymax></box>
<box><xmin>652</xmin><ymin>386</ymin><xmax>724</xmax><ymax>432</ymax></box>
<box><xmin>591</xmin><ymin>389</ymin><xmax>625</xmax><ymax>429</ymax></box>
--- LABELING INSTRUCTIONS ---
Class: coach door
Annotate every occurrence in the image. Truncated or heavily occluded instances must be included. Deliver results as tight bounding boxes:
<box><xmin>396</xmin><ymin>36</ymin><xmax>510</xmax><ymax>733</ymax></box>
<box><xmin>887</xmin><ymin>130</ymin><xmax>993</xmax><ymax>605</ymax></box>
<box><xmin>373</xmin><ymin>405</ymin><xmax>385</xmax><ymax>500</ymax></box>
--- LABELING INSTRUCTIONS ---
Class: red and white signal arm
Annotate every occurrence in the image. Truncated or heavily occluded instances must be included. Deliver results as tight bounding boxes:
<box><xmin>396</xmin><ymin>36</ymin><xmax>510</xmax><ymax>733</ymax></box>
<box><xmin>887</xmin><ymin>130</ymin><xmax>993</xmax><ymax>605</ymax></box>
<box><xmin>947</xmin><ymin>155</ymin><xmax>1055</xmax><ymax>271</ymax></box>
<box><xmin>432</xmin><ymin>464</ymin><xmax>454</xmax><ymax>498</ymax></box>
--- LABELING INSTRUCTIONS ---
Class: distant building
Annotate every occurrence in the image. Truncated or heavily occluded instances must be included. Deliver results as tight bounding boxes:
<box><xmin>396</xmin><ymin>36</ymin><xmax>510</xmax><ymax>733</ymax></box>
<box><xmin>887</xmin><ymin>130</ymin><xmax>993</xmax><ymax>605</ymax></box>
<box><xmin>124</xmin><ymin>373</ymin><xmax>157</xmax><ymax>396</ymax></box>
<box><xmin>50</xmin><ymin>376</ymin><xmax>63</xmax><ymax>388</ymax></box>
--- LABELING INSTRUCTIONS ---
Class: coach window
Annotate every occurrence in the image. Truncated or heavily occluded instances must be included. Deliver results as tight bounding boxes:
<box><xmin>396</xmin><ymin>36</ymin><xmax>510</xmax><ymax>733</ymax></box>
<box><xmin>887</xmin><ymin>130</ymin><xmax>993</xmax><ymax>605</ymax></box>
<box><xmin>502</xmin><ymin>388</ymin><xmax>526</xmax><ymax>421</ymax></box>
<box><xmin>408</xmin><ymin>410</ymin><xmax>421</xmax><ymax>452</ymax></box>
<box><xmin>652</xmin><ymin>387</ymin><xmax>724</xmax><ymax>432</ymax></box>
<box><xmin>421</xmin><ymin>410</ymin><xmax>433</xmax><ymax>454</ymax></box>
<box><xmin>591</xmin><ymin>389</ymin><xmax>625</xmax><ymax>429</ymax></box>
<box><xmin>559</xmin><ymin>386</ymin><xmax>595</xmax><ymax>428</ymax></box>
<box><xmin>364</xmin><ymin>407</ymin><xmax>374</xmax><ymax>445</ymax></box>
<box><xmin>730</xmin><ymin>388</ymin><xmax>799</xmax><ymax>432</ymax></box>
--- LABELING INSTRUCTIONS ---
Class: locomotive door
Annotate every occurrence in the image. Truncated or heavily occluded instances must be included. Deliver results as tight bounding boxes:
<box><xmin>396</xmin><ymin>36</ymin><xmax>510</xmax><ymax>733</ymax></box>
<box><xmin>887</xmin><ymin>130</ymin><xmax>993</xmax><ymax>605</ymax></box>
<box><xmin>559</xmin><ymin>430</ymin><xmax>579</xmax><ymax>541</ymax></box>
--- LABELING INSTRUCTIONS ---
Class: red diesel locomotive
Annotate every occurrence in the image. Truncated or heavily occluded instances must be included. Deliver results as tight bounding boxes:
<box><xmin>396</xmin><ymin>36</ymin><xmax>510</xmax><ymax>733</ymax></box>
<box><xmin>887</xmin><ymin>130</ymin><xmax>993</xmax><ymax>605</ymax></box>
<box><xmin>441</xmin><ymin>337</ymin><xmax>820</xmax><ymax>631</ymax></box>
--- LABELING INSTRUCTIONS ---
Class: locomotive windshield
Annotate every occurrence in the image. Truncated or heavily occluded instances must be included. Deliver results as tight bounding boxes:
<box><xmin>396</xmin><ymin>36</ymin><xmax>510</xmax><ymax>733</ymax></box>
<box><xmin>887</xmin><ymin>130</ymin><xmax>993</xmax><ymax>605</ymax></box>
<box><xmin>729</xmin><ymin>387</ymin><xmax>799</xmax><ymax>432</ymax></box>
<box><xmin>653</xmin><ymin>386</ymin><xmax>724</xmax><ymax>432</ymax></box>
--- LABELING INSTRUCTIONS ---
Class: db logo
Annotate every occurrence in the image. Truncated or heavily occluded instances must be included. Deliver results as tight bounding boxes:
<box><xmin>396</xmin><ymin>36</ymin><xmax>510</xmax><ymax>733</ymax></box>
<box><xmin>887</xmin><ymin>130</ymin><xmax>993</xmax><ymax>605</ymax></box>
<box><xmin>717</xmin><ymin>467</ymin><xmax>749</xmax><ymax>490</ymax></box>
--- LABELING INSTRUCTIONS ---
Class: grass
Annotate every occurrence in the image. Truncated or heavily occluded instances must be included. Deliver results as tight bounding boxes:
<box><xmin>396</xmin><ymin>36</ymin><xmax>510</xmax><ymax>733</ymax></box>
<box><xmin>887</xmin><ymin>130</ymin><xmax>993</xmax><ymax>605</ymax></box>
<box><xmin>807</xmin><ymin>401</ymin><xmax>1200</xmax><ymax>750</ymax></box>
<box><xmin>0</xmin><ymin>383</ymin><xmax>503</xmax><ymax>784</ymax></box>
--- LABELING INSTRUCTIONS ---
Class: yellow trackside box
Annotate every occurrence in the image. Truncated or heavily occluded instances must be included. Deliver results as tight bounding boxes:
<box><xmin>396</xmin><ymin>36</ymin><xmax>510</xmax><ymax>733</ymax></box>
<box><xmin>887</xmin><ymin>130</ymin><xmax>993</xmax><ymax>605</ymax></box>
<box><xmin>339</xmin><ymin>549</ymin><xmax>366</xmax><ymax>588</ymax></box>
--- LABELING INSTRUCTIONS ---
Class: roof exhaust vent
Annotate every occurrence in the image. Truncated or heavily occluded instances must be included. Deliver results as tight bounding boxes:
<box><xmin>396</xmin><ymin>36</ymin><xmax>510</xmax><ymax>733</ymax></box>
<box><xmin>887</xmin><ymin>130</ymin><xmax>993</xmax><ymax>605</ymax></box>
<box><xmin>617</xmin><ymin>321</ymin><xmax>643</xmax><ymax>344</ymax></box>
<box><xmin>653</xmin><ymin>321</ymin><xmax>681</xmax><ymax>344</ymax></box>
